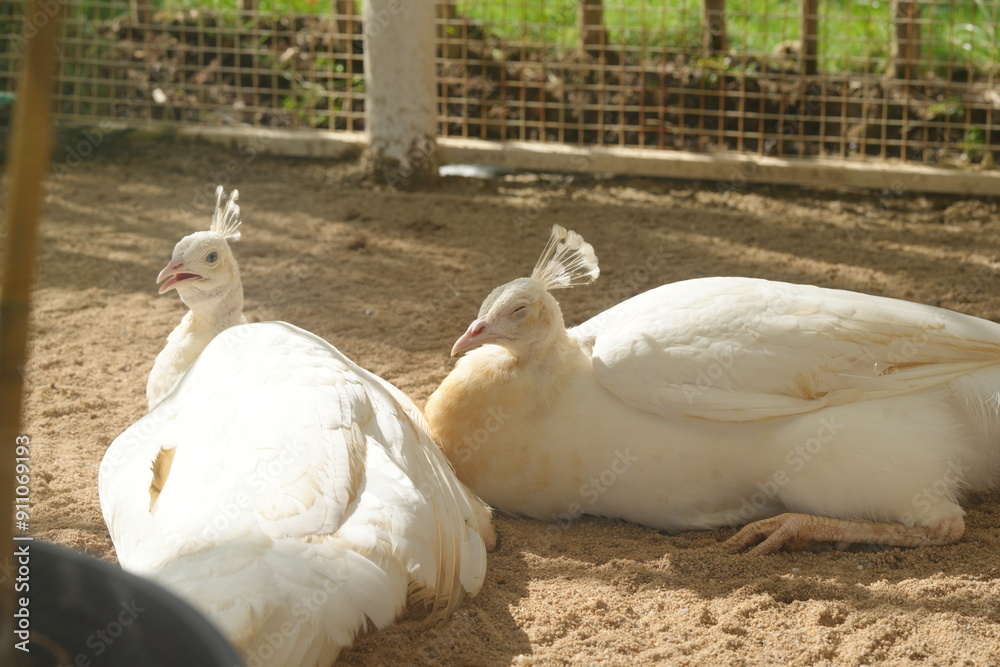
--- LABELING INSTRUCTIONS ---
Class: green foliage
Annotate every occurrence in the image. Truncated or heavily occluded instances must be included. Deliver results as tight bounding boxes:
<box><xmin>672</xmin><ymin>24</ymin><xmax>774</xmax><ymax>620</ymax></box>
<box><xmin>449</xmin><ymin>0</ymin><xmax>994</xmax><ymax>73</ymax></box>
<box><xmin>960</xmin><ymin>126</ymin><xmax>985</xmax><ymax>155</ymax></box>
<box><xmin>69</xmin><ymin>0</ymin><xmax>997</xmax><ymax>74</ymax></box>
<box><xmin>928</xmin><ymin>97</ymin><xmax>965</xmax><ymax>119</ymax></box>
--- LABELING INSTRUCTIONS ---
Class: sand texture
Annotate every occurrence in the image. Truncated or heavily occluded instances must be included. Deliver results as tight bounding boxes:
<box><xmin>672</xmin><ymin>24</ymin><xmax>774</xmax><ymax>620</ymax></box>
<box><xmin>13</xmin><ymin>141</ymin><xmax>1000</xmax><ymax>666</ymax></box>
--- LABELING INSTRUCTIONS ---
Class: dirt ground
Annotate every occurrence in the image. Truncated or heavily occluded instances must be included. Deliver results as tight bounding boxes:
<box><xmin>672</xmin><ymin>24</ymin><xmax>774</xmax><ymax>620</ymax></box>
<box><xmin>12</xmin><ymin>139</ymin><xmax>1000</xmax><ymax>665</ymax></box>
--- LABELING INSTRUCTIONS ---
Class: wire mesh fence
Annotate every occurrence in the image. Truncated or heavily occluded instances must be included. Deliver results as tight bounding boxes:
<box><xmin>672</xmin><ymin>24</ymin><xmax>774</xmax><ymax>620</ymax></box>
<box><xmin>0</xmin><ymin>0</ymin><xmax>997</xmax><ymax>168</ymax></box>
<box><xmin>1</xmin><ymin>0</ymin><xmax>366</xmax><ymax>131</ymax></box>
<box><xmin>437</xmin><ymin>0</ymin><xmax>999</xmax><ymax>165</ymax></box>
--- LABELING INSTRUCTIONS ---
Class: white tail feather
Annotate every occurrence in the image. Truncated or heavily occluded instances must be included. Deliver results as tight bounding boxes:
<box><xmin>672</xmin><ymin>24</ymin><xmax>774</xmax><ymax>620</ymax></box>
<box><xmin>530</xmin><ymin>224</ymin><xmax>600</xmax><ymax>290</ymax></box>
<box><xmin>210</xmin><ymin>185</ymin><xmax>242</xmax><ymax>242</ymax></box>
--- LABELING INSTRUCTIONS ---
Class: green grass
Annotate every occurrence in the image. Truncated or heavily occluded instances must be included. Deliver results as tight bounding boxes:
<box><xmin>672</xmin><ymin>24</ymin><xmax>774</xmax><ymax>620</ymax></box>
<box><xmin>160</xmin><ymin>0</ymin><xmax>335</xmax><ymax>14</ymax></box>
<box><xmin>77</xmin><ymin>0</ymin><xmax>998</xmax><ymax>74</ymax></box>
<box><xmin>456</xmin><ymin>0</ymin><xmax>996</xmax><ymax>73</ymax></box>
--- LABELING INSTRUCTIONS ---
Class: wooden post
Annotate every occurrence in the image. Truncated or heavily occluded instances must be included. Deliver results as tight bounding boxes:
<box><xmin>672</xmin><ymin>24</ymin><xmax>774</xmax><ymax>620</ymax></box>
<box><xmin>801</xmin><ymin>0</ymin><xmax>819</xmax><ymax>76</ymax></box>
<box><xmin>892</xmin><ymin>0</ymin><xmax>922</xmax><ymax>81</ymax></box>
<box><xmin>363</xmin><ymin>0</ymin><xmax>438</xmax><ymax>186</ymax></box>
<box><xmin>1</xmin><ymin>1</ymin><xmax>62</xmax><ymax>665</ymax></box>
<box><xmin>336</xmin><ymin>0</ymin><xmax>357</xmax><ymax>42</ymax></box>
<box><xmin>437</xmin><ymin>0</ymin><xmax>463</xmax><ymax>61</ymax></box>
<box><xmin>130</xmin><ymin>0</ymin><xmax>153</xmax><ymax>27</ymax></box>
<box><xmin>702</xmin><ymin>0</ymin><xmax>727</xmax><ymax>56</ymax></box>
<box><xmin>578</xmin><ymin>0</ymin><xmax>608</xmax><ymax>60</ymax></box>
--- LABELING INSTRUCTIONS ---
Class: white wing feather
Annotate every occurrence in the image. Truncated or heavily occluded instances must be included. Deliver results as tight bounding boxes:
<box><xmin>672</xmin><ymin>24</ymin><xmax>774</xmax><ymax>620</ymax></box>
<box><xmin>573</xmin><ymin>277</ymin><xmax>1000</xmax><ymax>422</ymax></box>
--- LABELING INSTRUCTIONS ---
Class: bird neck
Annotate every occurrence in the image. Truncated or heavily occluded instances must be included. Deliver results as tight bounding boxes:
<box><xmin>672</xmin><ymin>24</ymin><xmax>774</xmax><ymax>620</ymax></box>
<box><xmin>188</xmin><ymin>280</ymin><xmax>245</xmax><ymax>335</ymax></box>
<box><xmin>514</xmin><ymin>325</ymin><xmax>577</xmax><ymax>377</ymax></box>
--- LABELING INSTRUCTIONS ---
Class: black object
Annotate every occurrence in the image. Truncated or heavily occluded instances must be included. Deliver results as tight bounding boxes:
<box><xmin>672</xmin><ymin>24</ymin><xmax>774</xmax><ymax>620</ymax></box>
<box><xmin>25</xmin><ymin>540</ymin><xmax>244</xmax><ymax>667</ymax></box>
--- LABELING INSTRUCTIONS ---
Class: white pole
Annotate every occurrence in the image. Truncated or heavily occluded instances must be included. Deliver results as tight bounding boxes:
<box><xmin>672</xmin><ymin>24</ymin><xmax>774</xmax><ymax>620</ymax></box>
<box><xmin>363</xmin><ymin>0</ymin><xmax>438</xmax><ymax>186</ymax></box>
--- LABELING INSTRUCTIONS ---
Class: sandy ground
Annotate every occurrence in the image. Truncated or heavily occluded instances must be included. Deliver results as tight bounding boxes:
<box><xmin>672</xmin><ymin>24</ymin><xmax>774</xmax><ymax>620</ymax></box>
<box><xmin>11</xmin><ymin>139</ymin><xmax>1000</xmax><ymax>665</ymax></box>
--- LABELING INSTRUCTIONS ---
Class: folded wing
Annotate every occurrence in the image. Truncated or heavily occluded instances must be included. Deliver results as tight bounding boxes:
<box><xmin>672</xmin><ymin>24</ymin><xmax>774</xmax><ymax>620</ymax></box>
<box><xmin>574</xmin><ymin>277</ymin><xmax>1000</xmax><ymax>422</ymax></box>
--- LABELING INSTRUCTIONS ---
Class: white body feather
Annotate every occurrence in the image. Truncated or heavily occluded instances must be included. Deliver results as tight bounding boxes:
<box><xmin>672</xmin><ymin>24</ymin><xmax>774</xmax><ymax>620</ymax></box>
<box><xmin>429</xmin><ymin>277</ymin><xmax>1000</xmax><ymax>533</ymax></box>
<box><xmin>146</xmin><ymin>308</ymin><xmax>248</xmax><ymax>409</ymax></box>
<box><xmin>103</xmin><ymin>322</ymin><xmax>492</xmax><ymax>666</ymax></box>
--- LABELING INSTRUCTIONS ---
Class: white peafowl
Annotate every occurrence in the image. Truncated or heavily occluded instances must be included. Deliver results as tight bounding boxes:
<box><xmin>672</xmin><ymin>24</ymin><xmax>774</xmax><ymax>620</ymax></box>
<box><xmin>101</xmin><ymin>321</ymin><xmax>494</xmax><ymax>666</ymax></box>
<box><xmin>146</xmin><ymin>185</ymin><xmax>246</xmax><ymax>410</ymax></box>
<box><xmin>425</xmin><ymin>224</ymin><xmax>1000</xmax><ymax>554</ymax></box>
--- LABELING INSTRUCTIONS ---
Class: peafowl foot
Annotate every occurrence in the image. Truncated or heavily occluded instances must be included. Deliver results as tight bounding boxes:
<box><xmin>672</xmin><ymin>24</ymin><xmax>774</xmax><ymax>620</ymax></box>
<box><xmin>725</xmin><ymin>512</ymin><xmax>965</xmax><ymax>555</ymax></box>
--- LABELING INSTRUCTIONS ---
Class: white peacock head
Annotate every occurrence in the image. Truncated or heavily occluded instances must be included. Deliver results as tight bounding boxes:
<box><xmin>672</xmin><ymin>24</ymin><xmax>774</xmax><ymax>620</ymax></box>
<box><xmin>157</xmin><ymin>186</ymin><xmax>243</xmax><ymax>307</ymax></box>
<box><xmin>451</xmin><ymin>224</ymin><xmax>600</xmax><ymax>357</ymax></box>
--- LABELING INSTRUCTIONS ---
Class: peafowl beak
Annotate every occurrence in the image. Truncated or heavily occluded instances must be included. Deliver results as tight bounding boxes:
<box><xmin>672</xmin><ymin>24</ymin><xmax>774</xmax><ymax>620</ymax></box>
<box><xmin>451</xmin><ymin>318</ymin><xmax>504</xmax><ymax>356</ymax></box>
<box><xmin>156</xmin><ymin>257</ymin><xmax>203</xmax><ymax>294</ymax></box>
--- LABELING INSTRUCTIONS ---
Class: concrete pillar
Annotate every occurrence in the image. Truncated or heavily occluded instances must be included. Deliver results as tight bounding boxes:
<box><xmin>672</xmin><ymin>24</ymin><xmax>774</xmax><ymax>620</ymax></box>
<box><xmin>363</xmin><ymin>0</ymin><xmax>438</xmax><ymax>186</ymax></box>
